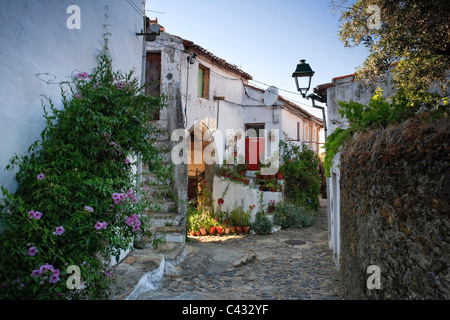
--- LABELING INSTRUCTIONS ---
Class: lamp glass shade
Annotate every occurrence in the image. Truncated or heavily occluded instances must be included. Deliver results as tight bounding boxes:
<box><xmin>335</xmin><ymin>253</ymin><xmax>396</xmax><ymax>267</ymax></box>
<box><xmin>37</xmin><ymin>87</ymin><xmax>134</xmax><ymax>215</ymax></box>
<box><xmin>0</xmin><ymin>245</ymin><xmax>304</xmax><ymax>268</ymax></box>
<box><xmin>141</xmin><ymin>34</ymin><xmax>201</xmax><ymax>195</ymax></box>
<box><xmin>292</xmin><ymin>59</ymin><xmax>314</xmax><ymax>96</ymax></box>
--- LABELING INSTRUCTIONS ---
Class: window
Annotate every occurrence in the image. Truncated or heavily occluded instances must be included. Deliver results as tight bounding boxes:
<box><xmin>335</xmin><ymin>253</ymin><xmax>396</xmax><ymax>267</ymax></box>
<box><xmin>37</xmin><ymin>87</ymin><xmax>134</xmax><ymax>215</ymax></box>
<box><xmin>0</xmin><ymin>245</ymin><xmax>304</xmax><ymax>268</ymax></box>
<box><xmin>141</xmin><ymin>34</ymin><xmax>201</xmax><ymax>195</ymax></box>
<box><xmin>286</xmin><ymin>122</ymin><xmax>300</xmax><ymax>141</ymax></box>
<box><xmin>197</xmin><ymin>65</ymin><xmax>210</xmax><ymax>99</ymax></box>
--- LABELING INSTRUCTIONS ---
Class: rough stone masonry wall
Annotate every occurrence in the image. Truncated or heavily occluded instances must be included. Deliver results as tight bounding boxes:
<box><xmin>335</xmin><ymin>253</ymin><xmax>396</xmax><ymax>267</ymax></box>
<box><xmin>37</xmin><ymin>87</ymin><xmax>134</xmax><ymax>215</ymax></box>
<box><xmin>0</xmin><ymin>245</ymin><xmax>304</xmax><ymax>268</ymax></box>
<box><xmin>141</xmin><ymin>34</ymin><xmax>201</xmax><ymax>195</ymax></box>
<box><xmin>340</xmin><ymin>117</ymin><xmax>450</xmax><ymax>299</ymax></box>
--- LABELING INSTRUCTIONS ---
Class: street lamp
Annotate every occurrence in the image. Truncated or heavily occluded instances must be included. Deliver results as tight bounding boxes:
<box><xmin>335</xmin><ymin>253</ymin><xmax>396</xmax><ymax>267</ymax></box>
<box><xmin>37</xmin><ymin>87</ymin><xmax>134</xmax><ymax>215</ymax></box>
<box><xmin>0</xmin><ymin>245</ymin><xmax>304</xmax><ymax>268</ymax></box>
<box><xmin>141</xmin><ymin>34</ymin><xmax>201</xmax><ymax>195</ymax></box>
<box><xmin>292</xmin><ymin>59</ymin><xmax>327</xmax><ymax>140</ymax></box>
<box><xmin>292</xmin><ymin>59</ymin><xmax>315</xmax><ymax>98</ymax></box>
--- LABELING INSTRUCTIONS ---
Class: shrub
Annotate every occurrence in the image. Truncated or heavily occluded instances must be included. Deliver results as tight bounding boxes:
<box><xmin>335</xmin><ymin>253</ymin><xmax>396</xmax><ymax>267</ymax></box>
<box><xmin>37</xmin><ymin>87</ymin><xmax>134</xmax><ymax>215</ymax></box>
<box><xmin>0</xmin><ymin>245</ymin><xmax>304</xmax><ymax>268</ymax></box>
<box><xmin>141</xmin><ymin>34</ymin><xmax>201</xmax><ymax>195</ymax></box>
<box><xmin>251</xmin><ymin>212</ymin><xmax>273</xmax><ymax>235</ymax></box>
<box><xmin>0</xmin><ymin>39</ymin><xmax>165</xmax><ymax>299</ymax></box>
<box><xmin>280</xmin><ymin>141</ymin><xmax>321</xmax><ymax>210</ymax></box>
<box><xmin>273</xmin><ymin>202</ymin><xmax>315</xmax><ymax>229</ymax></box>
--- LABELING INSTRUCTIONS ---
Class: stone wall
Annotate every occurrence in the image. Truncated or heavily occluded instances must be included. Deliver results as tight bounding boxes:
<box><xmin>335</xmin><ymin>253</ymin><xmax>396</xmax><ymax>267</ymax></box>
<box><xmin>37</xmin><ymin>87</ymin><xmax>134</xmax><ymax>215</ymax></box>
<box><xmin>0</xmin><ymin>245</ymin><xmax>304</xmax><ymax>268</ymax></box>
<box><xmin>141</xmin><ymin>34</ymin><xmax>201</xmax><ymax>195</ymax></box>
<box><xmin>340</xmin><ymin>117</ymin><xmax>450</xmax><ymax>299</ymax></box>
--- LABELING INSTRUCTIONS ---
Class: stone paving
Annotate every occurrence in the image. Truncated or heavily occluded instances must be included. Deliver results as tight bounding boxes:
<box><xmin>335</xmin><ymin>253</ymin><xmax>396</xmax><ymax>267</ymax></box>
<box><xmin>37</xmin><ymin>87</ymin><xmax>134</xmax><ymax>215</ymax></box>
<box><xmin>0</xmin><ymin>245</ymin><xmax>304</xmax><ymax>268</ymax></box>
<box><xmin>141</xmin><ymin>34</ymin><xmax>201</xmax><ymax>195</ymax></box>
<box><xmin>138</xmin><ymin>198</ymin><xmax>343</xmax><ymax>300</ymax></box>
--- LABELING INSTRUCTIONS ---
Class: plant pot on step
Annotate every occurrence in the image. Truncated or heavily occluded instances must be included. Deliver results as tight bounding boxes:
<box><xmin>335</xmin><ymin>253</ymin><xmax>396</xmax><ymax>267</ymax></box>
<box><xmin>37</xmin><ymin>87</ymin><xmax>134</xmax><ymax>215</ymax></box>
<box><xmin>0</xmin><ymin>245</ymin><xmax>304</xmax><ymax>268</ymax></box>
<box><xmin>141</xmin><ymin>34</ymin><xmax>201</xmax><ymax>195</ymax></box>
<box><xmin>216</xmin><ymin>226</ymin><xmax>224</xmax><ymax>235</ymax></box>
<box><xmin>209</xmin><ymin>227</ymin><xmax>217</xmax><ymax>235</ymax></box>
<box><xmin>236</xmin><ymin>226</ymin><xmax>243</xmax><ymax>233</ymax></box>
<box><xmin>224</xmin><ymin>227</ymin><xmax>230</xmax><ymax>234</ymax></box>
<box><xmin>230</xmin><ymin>226</ymin><xmax>236</xmax><ymax>233</ymax></box>
<box><xmin>190</xmin><ymin>231</ymin><xmax>196</xmax><ymax>236</ymax></box>
<box><xmin>200</xmin><ymin>228</ymin><xmax>207</xmax><ymax>236</ymax></box>
<box><xmin>196</xmin><ymin>231</ymin><xmax>201</xmax><ymax>236</ymax></box>
<box><xmin>243</xmin><ymin>226</ymin><xmax>251</xmax><ymax>234</ymax></box>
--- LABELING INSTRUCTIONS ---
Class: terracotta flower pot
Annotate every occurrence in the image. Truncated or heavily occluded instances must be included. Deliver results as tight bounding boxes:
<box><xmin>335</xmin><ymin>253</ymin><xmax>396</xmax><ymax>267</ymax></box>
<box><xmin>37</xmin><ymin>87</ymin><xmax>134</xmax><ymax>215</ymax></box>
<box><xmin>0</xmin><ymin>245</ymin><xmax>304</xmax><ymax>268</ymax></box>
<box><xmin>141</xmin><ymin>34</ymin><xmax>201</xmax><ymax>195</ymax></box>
<box><xmin>224</xmin><ymin>227</ymin><xmax>230</xmax><ymax>234</ymax></box>
<box><xmin>196</xmin><ymin>231</ymin><xmax>201</xmax><ymax>236</ymax></box>
<box><xmin>190</xmin><ymin>231</ymin><xmax>196</xmax><ymax>236</ymax></box>
<box><xmin>236</xmin><ymin>226</ymin><xmax>243</xmax><ymax>233</ymax></box>
<box><xmin>216</xmin><ymin>226</ymin><xmax>224</xmax><ymax>235</ymax></box>
<box><xmin>243</xmin><ymin>226</ymin><xmax>251</xmax><ymax>234</ymax></box>
<box><xmin>230</xmin><ymin>226</ymin><xmax>236</xmax><ymax>233</ymax></box>
<box><xmin>200</xmin><ymin>228</ymin><xmax>207</xmax><ymax>236</ymax></box>
<box><xmin>209</xmin><ymin>227</ymin><xmax>217</xmax><ymax>235</ymax></box>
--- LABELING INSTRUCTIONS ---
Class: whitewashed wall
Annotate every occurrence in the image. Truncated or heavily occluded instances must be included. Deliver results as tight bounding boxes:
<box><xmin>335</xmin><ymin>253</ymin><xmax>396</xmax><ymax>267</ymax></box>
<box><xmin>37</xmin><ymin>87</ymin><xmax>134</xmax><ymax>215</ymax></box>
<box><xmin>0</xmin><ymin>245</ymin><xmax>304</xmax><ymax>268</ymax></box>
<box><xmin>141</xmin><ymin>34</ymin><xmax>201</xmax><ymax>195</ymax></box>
<box><xmin>0</xmin><ymin>0</ymin><xmax>145</xmax><ymax>194</ymax></box>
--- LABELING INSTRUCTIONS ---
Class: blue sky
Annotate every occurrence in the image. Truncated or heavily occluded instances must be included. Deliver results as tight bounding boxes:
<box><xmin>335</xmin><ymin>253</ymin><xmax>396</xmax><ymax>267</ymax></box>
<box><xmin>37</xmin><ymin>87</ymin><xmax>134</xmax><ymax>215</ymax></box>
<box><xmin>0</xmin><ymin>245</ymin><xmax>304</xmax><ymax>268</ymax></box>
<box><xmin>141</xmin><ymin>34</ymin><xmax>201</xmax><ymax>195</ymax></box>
<box><xmin>145</xmin><ymin>0</ymin><xmax>367</xmax><ymax>117</ymax></box>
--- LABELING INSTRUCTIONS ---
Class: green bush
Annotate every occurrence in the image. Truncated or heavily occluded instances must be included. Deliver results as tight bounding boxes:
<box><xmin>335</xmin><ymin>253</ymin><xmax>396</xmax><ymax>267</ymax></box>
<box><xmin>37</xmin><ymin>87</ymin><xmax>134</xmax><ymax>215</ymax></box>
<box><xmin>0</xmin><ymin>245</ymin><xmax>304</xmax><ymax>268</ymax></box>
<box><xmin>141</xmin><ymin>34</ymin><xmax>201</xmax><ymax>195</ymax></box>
<box><xmin>273</xmin><ymin>202</ymin><xmax>315</xmax><ymax>229</ymax></box>
<box><xmin>0</xmin><ymin>40</ymin><xmax>165</xmax><ymax>299</ymax></box>
<box><xmin>280</xmin><ymin>141</ymin><xmax>321</xmax><ymax>210</ymax></box>
<box><xmin>251</xmin><ymin>212</ymin><xmax>273</xmax><ymax>235</ymax></box>
<box><xmin>323</xmin><ymin>88</ymin><xmax>449</xmax><ymax>177</ymax></box>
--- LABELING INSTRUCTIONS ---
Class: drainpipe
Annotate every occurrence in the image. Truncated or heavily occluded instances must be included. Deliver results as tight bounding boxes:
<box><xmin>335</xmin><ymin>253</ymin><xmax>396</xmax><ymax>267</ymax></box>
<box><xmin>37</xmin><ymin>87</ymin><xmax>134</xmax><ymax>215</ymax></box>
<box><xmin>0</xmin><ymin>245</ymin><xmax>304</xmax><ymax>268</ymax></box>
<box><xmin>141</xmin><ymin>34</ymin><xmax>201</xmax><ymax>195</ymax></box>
<box><xmin>307</xmin><ymin>93</ymin><xmax>331</xmax><ymax>246</ymax></box>
<box><xmin>214</xmin><ymin>96</ymin><xmax>225</xmax><ymax>131</ymax></box>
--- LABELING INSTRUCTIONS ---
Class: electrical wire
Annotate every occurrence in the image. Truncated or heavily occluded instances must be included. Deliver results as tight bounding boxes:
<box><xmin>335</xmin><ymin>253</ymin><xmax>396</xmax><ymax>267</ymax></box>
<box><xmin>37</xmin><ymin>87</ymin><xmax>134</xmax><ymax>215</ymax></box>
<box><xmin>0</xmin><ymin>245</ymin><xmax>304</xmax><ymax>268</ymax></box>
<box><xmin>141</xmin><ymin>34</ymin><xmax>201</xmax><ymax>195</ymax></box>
<box><xmin>126</xmin><ymin>0</ymin><xmax>144</xmax><ymax>16</ymax></box>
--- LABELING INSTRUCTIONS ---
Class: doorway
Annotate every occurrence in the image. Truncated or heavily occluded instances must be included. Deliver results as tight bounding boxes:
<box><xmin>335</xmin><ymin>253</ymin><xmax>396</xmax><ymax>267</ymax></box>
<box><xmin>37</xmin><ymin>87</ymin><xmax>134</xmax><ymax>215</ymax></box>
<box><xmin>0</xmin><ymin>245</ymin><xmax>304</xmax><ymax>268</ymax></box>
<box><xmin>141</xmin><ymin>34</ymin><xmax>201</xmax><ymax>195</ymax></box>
<box><xmin>245</xmin><ymin>124</ymin><xmax>265</xmax><ymax>171</ymax></box>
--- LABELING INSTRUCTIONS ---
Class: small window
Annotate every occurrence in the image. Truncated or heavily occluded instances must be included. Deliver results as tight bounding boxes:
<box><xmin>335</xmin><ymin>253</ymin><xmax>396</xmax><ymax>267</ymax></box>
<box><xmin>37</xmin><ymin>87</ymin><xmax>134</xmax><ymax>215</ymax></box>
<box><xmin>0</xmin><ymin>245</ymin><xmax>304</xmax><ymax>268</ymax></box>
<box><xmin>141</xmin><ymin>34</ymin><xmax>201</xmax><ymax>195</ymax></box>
<box><xmin>197</xmin><ymin>65</ymin><xmax>210</xmax><ymax>99</ymax></box>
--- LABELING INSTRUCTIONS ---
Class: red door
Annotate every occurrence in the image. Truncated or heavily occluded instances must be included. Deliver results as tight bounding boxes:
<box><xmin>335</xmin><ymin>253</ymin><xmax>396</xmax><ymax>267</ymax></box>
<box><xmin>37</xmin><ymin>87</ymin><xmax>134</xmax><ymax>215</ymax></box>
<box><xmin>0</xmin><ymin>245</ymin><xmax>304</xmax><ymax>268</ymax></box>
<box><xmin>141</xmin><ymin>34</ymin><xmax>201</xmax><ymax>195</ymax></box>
<box><xmin>245</xmin><ymin>137</ymin><xmax>265</xmax><ymax>171</ymax></box>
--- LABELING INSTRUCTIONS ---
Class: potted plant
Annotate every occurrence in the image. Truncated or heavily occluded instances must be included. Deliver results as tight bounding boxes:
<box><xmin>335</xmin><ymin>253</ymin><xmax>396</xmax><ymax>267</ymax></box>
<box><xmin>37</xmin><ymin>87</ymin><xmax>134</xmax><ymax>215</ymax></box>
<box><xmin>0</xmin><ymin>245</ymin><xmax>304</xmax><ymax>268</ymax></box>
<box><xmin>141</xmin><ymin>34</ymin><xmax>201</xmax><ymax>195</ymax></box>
<box><xmin>242</xmin><ymin>205</ymin><xmax>253</xmax><ymax>233</ymax></box>
<box><xmin>268</xmin><ymin>200</ymin><xmax>276</xmax><ymax>213</ymax></box>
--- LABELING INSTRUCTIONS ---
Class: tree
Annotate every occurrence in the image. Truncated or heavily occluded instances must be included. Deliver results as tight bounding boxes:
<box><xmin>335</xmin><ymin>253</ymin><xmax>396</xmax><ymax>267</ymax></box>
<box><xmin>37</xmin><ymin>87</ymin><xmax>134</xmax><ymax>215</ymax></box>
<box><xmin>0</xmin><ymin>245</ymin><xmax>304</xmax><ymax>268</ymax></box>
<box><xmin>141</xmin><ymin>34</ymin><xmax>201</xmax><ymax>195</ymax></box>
<box><xmin>333</xmin><ymin>0</ymin><xmax>450</xmax><ymax>106</ymax></box>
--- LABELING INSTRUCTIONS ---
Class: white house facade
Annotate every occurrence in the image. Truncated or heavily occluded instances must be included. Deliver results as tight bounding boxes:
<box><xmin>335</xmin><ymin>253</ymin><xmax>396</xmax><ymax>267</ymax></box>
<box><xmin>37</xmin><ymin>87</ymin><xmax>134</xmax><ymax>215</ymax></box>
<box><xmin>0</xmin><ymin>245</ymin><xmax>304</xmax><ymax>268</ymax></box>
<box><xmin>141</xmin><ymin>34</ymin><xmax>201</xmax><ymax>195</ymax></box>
<box><xmin>146</xmin><ymin>22</ymin><xmax>324</xmax><ymax>221</ymax></box>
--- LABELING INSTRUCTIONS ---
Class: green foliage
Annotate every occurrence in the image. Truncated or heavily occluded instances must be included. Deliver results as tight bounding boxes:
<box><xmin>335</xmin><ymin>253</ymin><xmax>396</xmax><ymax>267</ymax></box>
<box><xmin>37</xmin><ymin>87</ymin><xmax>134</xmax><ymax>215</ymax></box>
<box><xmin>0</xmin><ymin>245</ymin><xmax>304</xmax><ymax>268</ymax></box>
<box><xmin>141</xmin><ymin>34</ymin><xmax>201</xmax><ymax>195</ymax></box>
<box><xmin>323</xmin><ymin>88</ymin><xmax>448</xmax><ymax>176</ymax></box>
<box><xmin>0</xmin><ymin>40</ymin><xmax>165</xmax><ymax>299</ymax></box>
<box><xmin>251</xmin><ymin>212</ymin><xmax>273</xmax><ymax>235</ymax></box>
<box><xmin>273</xmin><ymin>202</ymin><xmax>315</xmax><ymax>229</ymax></box>
<box><xmin>280</xmin><ymin>141</ymin><xmax>321</xmax><ymax>210</ymax></box>
<box><xmin>334</xmin><ymin>0</ymin><xmax>449</xmax><ymax>105</ymax></box>
<box><xmin>323</xmin><ymin>128</ymin><xmax>353</xmax><ymax>178</ymax></box>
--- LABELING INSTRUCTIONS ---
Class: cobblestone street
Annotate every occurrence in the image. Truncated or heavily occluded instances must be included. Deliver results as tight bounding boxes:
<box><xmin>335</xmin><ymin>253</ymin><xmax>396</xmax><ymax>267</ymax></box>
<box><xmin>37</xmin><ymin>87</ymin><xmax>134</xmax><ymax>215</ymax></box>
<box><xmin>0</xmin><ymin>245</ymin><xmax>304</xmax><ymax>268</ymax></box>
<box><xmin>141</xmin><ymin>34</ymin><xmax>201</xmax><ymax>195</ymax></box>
<box><xmin>138</xmin><ymin>198</ymin><xmax>343</xmax><ymax>300</ymax></box>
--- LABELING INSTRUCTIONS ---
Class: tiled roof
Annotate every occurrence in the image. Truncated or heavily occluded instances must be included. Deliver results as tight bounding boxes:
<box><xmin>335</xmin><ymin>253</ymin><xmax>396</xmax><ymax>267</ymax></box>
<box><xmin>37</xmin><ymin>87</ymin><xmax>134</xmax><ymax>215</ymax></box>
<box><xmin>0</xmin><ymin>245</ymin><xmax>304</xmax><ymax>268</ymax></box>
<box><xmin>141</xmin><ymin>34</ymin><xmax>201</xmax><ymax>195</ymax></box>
<box><xmin>244</xmin><ymin>84</ymin><xmax>324</xmax><ymax>126</ymax></box>
<box><xmin>182</xmin><ymin>39</ymin><xmax>253</xmax><ymax>80</ymax></box>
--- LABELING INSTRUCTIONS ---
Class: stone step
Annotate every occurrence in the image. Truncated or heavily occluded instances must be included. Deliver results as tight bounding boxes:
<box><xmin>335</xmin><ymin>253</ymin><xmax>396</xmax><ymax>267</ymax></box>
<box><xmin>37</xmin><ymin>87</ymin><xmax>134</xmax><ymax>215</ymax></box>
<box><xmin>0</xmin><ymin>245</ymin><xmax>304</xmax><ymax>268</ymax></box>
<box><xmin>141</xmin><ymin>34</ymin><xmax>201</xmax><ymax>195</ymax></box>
<box><xmin>142</xmin><ymin>172</ymin><xmax>171</xmax><ymax>186</ymax></box>
<box><xmin>145</xmin><ymin>198</ymin><xmax>177</xmax><ymax>213</ymax></box>
<box><xmin>150</xmin><ymin>119</ymin><xmax>168</xmax><ymax>130</ymax></box>
<box><xmin>145</xmin><ymin>211</ymin><xmax>181</xmax><ymax>227</ymax></box>
<box><xmin>154</xmin><ymin>225</ymin><xmax>186</xmax><ymax>243</ymax></box>
<box><xmin>144</xmin><ymin>185</ymin><xmax>174</xmax><ymax>200</ymax></box>
<box><xmin>111</xmin><ymin>248</ymin><xmax>164</xmax><ymax>300</ymax></box>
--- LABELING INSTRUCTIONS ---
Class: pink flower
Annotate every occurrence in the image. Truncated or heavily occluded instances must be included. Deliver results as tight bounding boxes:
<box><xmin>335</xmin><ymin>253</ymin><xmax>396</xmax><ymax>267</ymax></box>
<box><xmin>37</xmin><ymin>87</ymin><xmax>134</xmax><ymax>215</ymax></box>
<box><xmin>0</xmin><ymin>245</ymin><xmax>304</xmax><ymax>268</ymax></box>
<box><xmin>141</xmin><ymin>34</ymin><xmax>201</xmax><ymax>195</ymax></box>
<box><xmin>94</xmin><ymin>222</ymin><xmax>103</xmax><ymax>230</ymax></box>
<box><xmin>84</xmin><ymin>206</ymin><xmax>94</xmax><ymax>213</ymax></box>
<box><xmin>126</xmin><ymin>158</ymin><xmax>130</xmax><ymax>165</ymax></box>
<box><xmin>37</xmin><ymin>173</ymin><xmax>45</xmax><ymax>180</ymax></box>
<box><xmin>28</xmin><ymin>246</ymin><xmax>38</xmax><ymax>256</ymax></box>
<box><xmin>290</xmin><ymin>159</ymin><xmax>293</xmax><ymax>162</ymax></box>
<box><xmin>31</xmin><ymin>269</ymin><xmax>41</xmax><ymax>277</ymax></box>
<box><xmin>77</xmin><ymin>72</ymin><xmax>89</xmax><ymax>79</ymax></box>
<box><xmin>49</xmin><ymin>273</ymin><xmax>60</xmax><ymax>284</ymax></box>
<box><xmin>40</xmin><ymin>263</ymin><xmax>54</xmax><ymax>273</ymax></box>
<box><xmin>75</xmin><ymin>93</ymin><xmax>81</xmax><ymax>98</ymax></box>
<box><xmin>27</xmin><ymin>210</ymin><xmax>41</xmax><ymax>219</ymax></box>
<box><xmin>54</xmin><ymin>226</ymin><xmax>65</xmax><ymax>235</ymax></box>
<box><xmin>101</xmin><ymin>221</ymin><xmax>108</xmax><ymax>229</ymax></box>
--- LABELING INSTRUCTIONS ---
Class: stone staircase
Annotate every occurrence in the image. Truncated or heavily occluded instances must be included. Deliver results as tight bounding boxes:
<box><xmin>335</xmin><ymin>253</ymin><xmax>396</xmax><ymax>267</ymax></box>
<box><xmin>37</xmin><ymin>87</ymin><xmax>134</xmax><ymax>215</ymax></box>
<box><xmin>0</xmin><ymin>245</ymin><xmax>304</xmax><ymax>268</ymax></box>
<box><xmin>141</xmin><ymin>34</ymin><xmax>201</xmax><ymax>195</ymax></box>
<box><xmin>112</xmin><ymin>116</ymin><xmax>187</xmax><ymax>300</ymax></box>
<box><xmin>142</xmin><ymin>116</ymin><xmax>187</xmax><ymax>268</ymax></box>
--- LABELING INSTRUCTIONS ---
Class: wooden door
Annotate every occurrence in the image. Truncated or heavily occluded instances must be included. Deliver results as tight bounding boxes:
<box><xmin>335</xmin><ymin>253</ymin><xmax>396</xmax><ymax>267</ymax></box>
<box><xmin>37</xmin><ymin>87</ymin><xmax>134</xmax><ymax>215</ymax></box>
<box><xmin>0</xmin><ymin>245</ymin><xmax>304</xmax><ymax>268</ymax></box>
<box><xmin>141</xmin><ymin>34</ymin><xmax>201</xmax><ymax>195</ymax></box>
<box><xmin>145</xmin><ymin>52</ymin><xmax>161</xmax><ymax>120</ymax></box>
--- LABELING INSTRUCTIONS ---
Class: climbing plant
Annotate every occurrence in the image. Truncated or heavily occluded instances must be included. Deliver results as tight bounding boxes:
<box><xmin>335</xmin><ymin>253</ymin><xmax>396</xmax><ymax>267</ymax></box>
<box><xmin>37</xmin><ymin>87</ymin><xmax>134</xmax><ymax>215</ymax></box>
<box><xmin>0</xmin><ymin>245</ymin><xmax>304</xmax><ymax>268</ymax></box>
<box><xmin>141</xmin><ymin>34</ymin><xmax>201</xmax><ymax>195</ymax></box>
<box><xmin>0</xmin><ymin>36</ymin><xmax>166</xmax><ymax>299</ymax></box>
